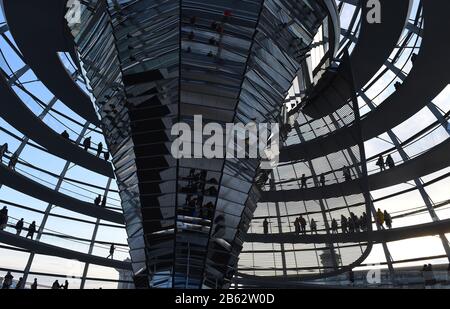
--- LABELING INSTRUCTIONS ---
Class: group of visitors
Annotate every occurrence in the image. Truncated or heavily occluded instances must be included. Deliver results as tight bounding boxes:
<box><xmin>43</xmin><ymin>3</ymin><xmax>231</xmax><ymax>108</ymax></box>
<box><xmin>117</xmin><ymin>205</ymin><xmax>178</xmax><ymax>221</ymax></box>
<box><xmin>0</xmin><ymin>143</ymin><xmax>19</xmax><ymax>170</ymax></box>
<box><xmin>337</xmin><ymin>212</ymin><xmax>369</xmax><ymax>234</ymax></box>
<box><xmin>300</xmin><ymin>174</ymin><xmax>327</xmax><ymax>189</ymax></box>
<box><xmin>376</xmin><ymin>208</ymin><xmax>393</xmax><ymax>229</ymax></box>
<box><xmin>375</xmin><ymin>154</ymin><xmax>395</xmax><ymax>172</ymax></box>
<box><xmin>1</xmin><ymin>206</ymin><xmax>38</xmax><ymax>239</ymax></box>
<box><xmin>301</xmin><ymin>167</ymin><xmax>354</xmax><ymax>184</ymax></box>
<box><xmin>2</xmin><ymin>206</ymin><xmax>119</xmax><ymax>263</ymax></box>
<box><xmin>262</xmin><ymin>208</ymin><xmax>395</xmax><ymax>236</ymax></box>
<box><xmin>1</xmin><ymin>272</ymin><xmax>39</xmax><ymax>289</ymax></box>
<box><xmin>298</xmin><ymin>155</ymin><xmax>399</xmax><ymax>190</ymax></box>
<box><xmin>51</xmin><ymin>280</ymin><xmax>69</xmax><ymax>289</ymax></box>
<box><xmin>60</xmin><ymin>133</ymin><xmax>110</xmax><ymax>161</ymax></box>
<box><xmin>293</xmin><ymin>215</ymin><xmax>315</xmax><ymax>234</ymax></box>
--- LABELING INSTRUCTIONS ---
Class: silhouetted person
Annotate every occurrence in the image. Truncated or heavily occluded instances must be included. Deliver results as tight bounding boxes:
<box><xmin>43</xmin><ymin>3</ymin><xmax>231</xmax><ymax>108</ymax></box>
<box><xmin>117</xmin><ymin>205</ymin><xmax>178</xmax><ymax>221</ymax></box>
<box><xmin>2</xmin><ymin>271</ymin><xmax>13</xmax><ymax>289</ymax></box>
<box><xmin>351</xmin><ymin>212</ymin><xmax>360</xmax><ymax>232</ymax></box>
<box><xmin>424</xmin><ymin>264</ymin><xmax>436</xmax><ymax>286</ymax></box>
<box><xmin>320</xmin><ymin>174</ymin><xmax>326</xmax><ymax>187</ymax></box>
<box><xmin>394</xmin><ymin>81</ymin><xmax>402</xmax><ymax>91</ymax></box>
<box><xmin>300</xmin><ymin>174</ymin><xmax>307</xmax><ymax>189</ymax></box>
<box><xmin>26</xmin><ymin>221</ymin><xmax>36</xmax><ymax>240</ymax></box>
<box><xmin>15</xmin><ymin>277</ymin><xmax>23</xmax><ymax>289</ymax></box>
<box><xmin>31</xmin><ymin>278</ymin><xmax>38</xmax><ymax>289</ymax></box>
<box><xmin>104</xmin><ymin>152</ymin><xmax>110</xmax><ymax>161</ymax></box>
<box><xmin>359</xmin><ymin>214</ymin><xmax>366</xmax><ymax>231</ymax></box>
<box><xmin>343</xmin><ymin>166</ymin><xmax>351</xmax><ymax>182</ymax></box>
<box><xmin>83</xmin><ymin>137</ymin><xmax>91</xmax><ymax>151</ymax></box>
<box><xmin>0</xmin><ymin>143</ymin><xmax>8</xmax><ymax>163</ymax></box>
<box><xmin>384</xmin><ymin>210</ymin><xmax>392</xmax><ymax>229</ymax></box>
<box><xmin>0</xmin><ymin>206</ymin><xmax>8</xmax><ymax>230</ymax></box>
<box><xmin>310</xmin><ymin>219</ymin><xmax>317</xmax><ymax>234</ymax></box>
<box><xmin>94</xmin><ymin>195</ymin><xmax>101</xmax><ymax>207</ymax></box>
<box><xmin>348</xmin><ymin>216</ymin><xmax>355</xmax><ymax>233</ymax></box>
<box><xmin>294</xmin><ymin>218</ymin><xmax>300</xmax><ymax>235</ymax></box>
<box><xmin>376</xmin><ymin>208</ymin><xmax>385</xmax><ymax>227</ymax></box>
<box><xmin>376</xmin><ymin>155</ymin><xmax>385</xmax><ymax>172</ymax></box>
<box><xmin>299</xmin><ymin>216</ymin><xmax>307</xmax><ymax>234</ymax></box>
<box><xmin>63</xmin><ymin>280</ymin><xmax>69</xmax><ymax>290</ymax></box>
<box><xmin>8</xmin><ymin>153</ymin><xmax>18</xmax><ymax>170</ymax></box>
<box><xmin>107</xmin><ymin>244</ymin><xmax>115</xmax><ymax>259</ymax></box>
<box><xmin>61</xmin><ymin>130</ymin><xmax>69</xmax><ymax>139</ymax></box>
<box><xmin>411</xmin><ymin>53</ymin><xmax>418</xmax><ymax>64</ymax></box>
<box><xmin>96</xmin><ymin>142</ymin><xmax>103</xmax><ymax>157</ymax></box>
<box><xmin>263</xmin><ymin>219</ymin><xmax>269</xmax><ymax>235</ymax></box>
<box><xmin>422</xmin><ymin>264</ymin><xmax>429</xmax><ymax>285</ymax></box>
<box><xmin>331</xmin><ymin>219</ymin><xmax>338</xmax><ymax>234</ymax></box>
<box><xmin>385</xmin><ymin>154</ymin><xmax>395</xmax><ymax>169</ymax></box>
<box><xmin>348</xmin><ymin>270</ymin><xmax>355</xmax><ymax>286</ymax></box>
<box><xmin>52</xmin><ymin>280</ymin><xmax>60</xmax><ymax>289</ymax></box>
<box><xmin>101</xmin><ymin>196</ymin><xmax>107</xmax><ymax>208</ymax></box>
<box><xmin>341</xmin><ymin>215</ymin><xmax>348</xmax><ymax>233</ymax></box>
<box><xmin>15</xmin><ymin>218</ymin><xmax>24</xmax><ymax>236</ymax></box>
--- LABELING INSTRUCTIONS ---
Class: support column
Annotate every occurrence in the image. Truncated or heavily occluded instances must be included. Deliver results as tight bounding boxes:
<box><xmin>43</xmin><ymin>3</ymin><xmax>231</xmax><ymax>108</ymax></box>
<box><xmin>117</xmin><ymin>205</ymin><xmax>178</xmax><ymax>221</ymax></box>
<box><xmin>21</xmin><ymin>122</ymin><xmax>90</xmax><ymax>284</ymax></box>
<box><xmin>80</xmin><ymin>178</ymin><xmax>113</xmax><ymax>289</ymax></box>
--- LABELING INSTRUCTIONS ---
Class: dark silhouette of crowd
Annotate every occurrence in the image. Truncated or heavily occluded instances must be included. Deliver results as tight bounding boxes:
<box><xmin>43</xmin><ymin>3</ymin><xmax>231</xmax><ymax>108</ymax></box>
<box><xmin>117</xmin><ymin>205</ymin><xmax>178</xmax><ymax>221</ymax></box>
<box><xmin>0</xmin><ymin>206</ymin><xmax>38</xmax><ymax>239</ymax></box>
<box><xmin>422</xmin><ymin>264</ymin><xmax>436</xmax><ymax>286</ymax></box>
<box><xmin>0</xmin><ymin>143</ymin><xmax>21</xmax><ymax>171</ymax></box>
<box><xmin>57</xmin><ymin>133</ymin><xmax>110</xmax><ymax>161</ymax></box>
<box><xmin>376</xmin><ymin>208</ymin><xmax>393</xmax><ymax>229</ymax></box>
<box><xmin>339</xmin><ymin>212</ymin><xmax>369</xmax><ymax>233</ymax></box>
<box><xmin>51</xmin><ymin>279</ymin><xmax>69</xmax><ymax>289</ymax></box>
<box><xmin>1</xmin><ymin>271</ymin><xmax>40</xmax><ymax>289</ymax></box>
<box><xmin>376</xmin><ymin>154</ymin><xmax>395</xmax><ymax>172</ymax></box>
<box><xmin>256</xmin><ymin>209</ymin><xmax>394</xmax><ymax>236</ymax></box>
<box><xmin>296</xmin><ymin>156</ymin><xmax>398</xmax><ymax>190</ymax></box>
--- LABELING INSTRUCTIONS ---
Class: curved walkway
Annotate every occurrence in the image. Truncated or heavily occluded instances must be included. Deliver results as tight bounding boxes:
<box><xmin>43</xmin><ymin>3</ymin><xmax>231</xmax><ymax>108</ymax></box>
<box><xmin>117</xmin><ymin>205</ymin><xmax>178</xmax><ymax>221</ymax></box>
<box><xmin>0</xmin><ymin>73</ymin><xmax>114</xmax><ymax>178</ymax></box>
<box><xmin>244</xmin><ymin>218</ymin><xmax>450</xmax><ymax>244</ymax></box>
<box><xmin>0</xmin><ymin>164</ymin><xmax>124</xmax><ymax>224</ymax></box>
<box><xmin>302</xmin><ymin>0</ymin><xmax>412</xmax><ymax>118</ymax></box>
<box><xmin>281</xmin><ymin>0</ymin><xmax>450</xmax><ymax>163</ymax></box>
<box><xmin>262</xmin><ymin>138</ymin><xmax>450</xmax><ymax>203</ymax></box>
<box><xmin>2</xmin><ymin>0</ymin><xmax>100</xmax><ymax>126</ymax></box>
<box><xmin>0</xmin><ymin>230</ymin><xmax>131</xmax><ymax>270</ymax></box>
